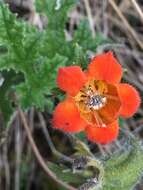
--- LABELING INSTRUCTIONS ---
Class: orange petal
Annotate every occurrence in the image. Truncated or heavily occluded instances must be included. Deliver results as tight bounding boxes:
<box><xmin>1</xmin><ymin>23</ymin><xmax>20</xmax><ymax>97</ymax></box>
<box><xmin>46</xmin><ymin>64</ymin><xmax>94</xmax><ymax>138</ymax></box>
<box><xmin>86</xmin><ymin>120</ymin><xmax>119</xmax><ymax>144</ymax></box>
<box><xmin>52</xmin><ymin>98</ymin><xmax>87</xmax><ymax>133</ymax></box>
<box><xmin>57</xmin><ymin>66</ymin><xmax>87</xmax><ymax>96</ymax></box>
<box><xmin>118</xmin><ymin>83</ymin><xmax>140</xmax><ymax>117</ymax></box>
<box><xmin>98</xmin><ymin>83</ymin><xmax>121</xmax><ymax>124</ymax></box>
<box><xmin>88</xmin><ymin>52</ymin><xmax>122</xmax><ymax>84</ymax></box>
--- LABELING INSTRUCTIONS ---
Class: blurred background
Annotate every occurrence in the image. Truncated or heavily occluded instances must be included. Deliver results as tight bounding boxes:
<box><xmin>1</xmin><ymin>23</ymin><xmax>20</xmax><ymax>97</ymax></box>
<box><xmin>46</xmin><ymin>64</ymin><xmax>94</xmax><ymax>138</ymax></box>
<box><xmin>0</xmin><ymin>0</ymin><xmax>143</xmax><ymax>190</ymax></box>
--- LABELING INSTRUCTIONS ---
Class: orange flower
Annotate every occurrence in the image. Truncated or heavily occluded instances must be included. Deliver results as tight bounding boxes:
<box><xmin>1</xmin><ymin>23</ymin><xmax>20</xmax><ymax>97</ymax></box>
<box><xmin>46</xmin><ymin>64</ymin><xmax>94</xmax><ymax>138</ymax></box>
<box><xmin>53</xmin><ymin>52</ymin><xmax>140</xmax><ymax>144</ymax></box>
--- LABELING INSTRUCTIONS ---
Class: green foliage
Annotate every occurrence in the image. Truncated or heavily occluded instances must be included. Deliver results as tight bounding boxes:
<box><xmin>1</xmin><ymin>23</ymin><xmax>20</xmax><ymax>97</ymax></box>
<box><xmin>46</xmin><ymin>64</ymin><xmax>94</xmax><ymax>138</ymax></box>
<box><xmin>45</xmin><ymin>0</ymin><xmax>76</xmax><ymax>30</ymax></box>
<box><xmin>48</xmin><ymin>155</ymin><xmax>104</xmax><ymax>189</ymax></box>
<box><xmin>73</xmin><ymin>20</ymin><xmax>110</xmax><ymax>51</ymax></box>
<box><xmin>0</xmin><ymin>1</ymin><xmax>109</xmax><ymax>122</ymax></box>
<box><xmin>46</xmin><ymin>137</ymin><xmax>143</xmax><ymax>190</ymax></box>
<box><xmin>48</xmin><ymin>161</ymin><xmax>86</xmax><ymax>185</ymax></box>
<box><xmin>103</xmin><ymin>138</ymin><xmax>143</xmax><ymax>190</ymax></box>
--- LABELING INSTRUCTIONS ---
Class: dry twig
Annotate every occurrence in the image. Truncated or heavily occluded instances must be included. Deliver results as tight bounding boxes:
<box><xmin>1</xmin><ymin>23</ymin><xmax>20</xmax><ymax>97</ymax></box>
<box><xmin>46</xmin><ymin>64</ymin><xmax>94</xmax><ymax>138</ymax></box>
<box><xmin>131</xmin><ymin>0</ymin><xmax>143</xmax><ymax>23</ymax></box>
<box><xmin>83</xmin><ymin>0</ymin><xmax>96</xmax><ymax>37</ymax></box>
<box><xmin>18</xmin><ymin>107</ymin><xmax>77</xmax><ymax>190</ymax></box>
<box><xmin>109</xmin><ymin>0</ymin><xmax>143</xmax><ymax>50</ymax></box>
<box><xmin>38</xmin><ymin>112</ymin><xmax>73</xmax><ymax>163</ymax></box>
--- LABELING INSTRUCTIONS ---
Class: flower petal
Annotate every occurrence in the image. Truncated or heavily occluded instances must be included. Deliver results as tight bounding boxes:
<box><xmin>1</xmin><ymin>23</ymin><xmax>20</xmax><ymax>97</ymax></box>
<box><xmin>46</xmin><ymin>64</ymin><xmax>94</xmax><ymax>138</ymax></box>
<box><xmin>53</xmin><ymin>98</ymin><xmax>87</xmax><ymax>133</ymax></box>
<box><xmin>98</xmin><ymin>83</ymin><xmax>121</xmax><ymax>124</ymax></box>
<box><xmin>118</xmin><ymin>83</ymin><xmax>140</xmax><ymax>117</ymax></box>
<box><xmin>88</xmin><ymin>52</ymin><xmax>122</xmax><ymax>84</ymax></box>
<box><xmin>86</xmin><ymin>120</ymin><xmax>119</xmax><ymax>144</ymax></box>
<box><xmin>57</xmin><ymin>66</ymin><xmax>87</xmax><ymax>96</ymax></box>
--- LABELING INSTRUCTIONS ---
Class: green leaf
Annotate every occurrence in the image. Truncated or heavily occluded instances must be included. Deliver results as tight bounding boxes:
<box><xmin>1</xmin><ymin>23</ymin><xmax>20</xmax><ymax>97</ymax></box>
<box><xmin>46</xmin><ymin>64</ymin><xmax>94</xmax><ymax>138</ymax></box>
<box><xmin>47</xmin><ymin>161</ymin><xmax>86</xmax><ymax>185</ymax></box>
<box><xmin>0</xmin><ymin>3</ymin><xmax>70</xmax><ymax>110</ymax></box>
<box><xmin>16</xmin><ymin>54</ymin><xmax>68</xmax><ymax>109</ymax></box>
<box><xmin>45</xmin><ymin>0</ymin><xmax>77</xmax><ymax>30</ymax></box>
<box><xmin>103</xmin><ymin>139</ymin><xmax>143</xmax><ymax>190</ymax></box>
<box><xmin>73</xmin><ymin>20</ymin><xmax>110</xmax><ymax>51</ymax></box>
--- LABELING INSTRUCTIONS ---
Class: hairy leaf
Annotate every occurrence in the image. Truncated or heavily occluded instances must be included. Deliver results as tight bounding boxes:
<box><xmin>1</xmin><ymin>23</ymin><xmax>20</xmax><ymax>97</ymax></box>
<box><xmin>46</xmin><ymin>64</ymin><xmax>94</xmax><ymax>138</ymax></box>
<box><xmin>103</xmin><ymin>139</ymin><xmax>143</xmax><ymax>190</ymax></box>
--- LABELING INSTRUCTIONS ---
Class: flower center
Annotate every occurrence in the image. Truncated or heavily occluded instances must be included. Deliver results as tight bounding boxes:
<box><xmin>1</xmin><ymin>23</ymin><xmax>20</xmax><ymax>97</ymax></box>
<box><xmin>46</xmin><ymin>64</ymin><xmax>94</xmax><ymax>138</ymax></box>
<box><xmin>86</xmin><ymin>94</ymin><xmax>107</xmax><ymax>110</ymax></box>
<box><xmin>74</xmin><ymin>79</ymin><xmax>121</xmax><ymax>127</ymax></box>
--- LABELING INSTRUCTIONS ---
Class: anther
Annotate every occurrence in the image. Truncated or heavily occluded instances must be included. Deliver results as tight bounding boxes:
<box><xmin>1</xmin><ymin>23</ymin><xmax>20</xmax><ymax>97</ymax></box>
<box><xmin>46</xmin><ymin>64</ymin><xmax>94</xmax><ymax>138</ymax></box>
<box><xmin>87</xmin><ymin>95</ymin><xmax>107</xmax><ymax>110</ymax></box>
